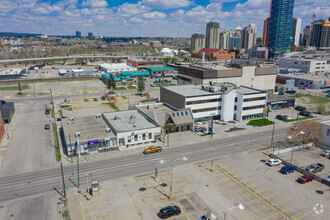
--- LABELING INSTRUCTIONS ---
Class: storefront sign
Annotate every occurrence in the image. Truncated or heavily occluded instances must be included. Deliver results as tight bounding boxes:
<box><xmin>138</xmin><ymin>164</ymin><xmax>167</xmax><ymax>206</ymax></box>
<box><xmin>88</xmin><ymin>140</ymin><xmax>99</xmax><ymax>145</ymax></box>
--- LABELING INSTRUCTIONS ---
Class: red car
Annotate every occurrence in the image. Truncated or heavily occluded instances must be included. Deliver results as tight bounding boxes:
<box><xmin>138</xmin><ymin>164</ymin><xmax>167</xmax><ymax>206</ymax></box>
<box><xmin>297</xmin><ymin>175</ymin><xmax>314</xmax><ymax>184</ymax></box>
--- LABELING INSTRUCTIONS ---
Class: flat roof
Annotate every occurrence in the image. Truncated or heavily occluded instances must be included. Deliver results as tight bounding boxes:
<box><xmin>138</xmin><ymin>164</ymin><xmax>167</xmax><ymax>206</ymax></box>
<box><xmin>321</xmin><ymin>120</ymin><xmax>330</xmax><ymax>126</ymax></box>
<box><xmin>128</xmin><ymin>59</ymin><xmax>164</xmax><ymax>63</ymax></box>
<box><xmin>62</xmin><ymin>116</ymin><xmax>114</xmax><ymax>144</ymax></box>
<box><xmin>267</xmin><ymin>94</ymin><xmax>295</xmax><ymax>102</ymax></box>
<box><xmin>278</xmin><ymin>73</ymin><xmax>329</xmax><ymax>81</ymax></box>
<box><xmin>0</xmin><ymin>69</ymin><xmax>22</xmax><ymax>75</ymax></box>
<box><xmin>144</xmin><ymin>66</ymin><xmax>173</xmax><ymax>70</ymax></box>
<box><xmin>163</xmin><ymin>84</ymin><xmax>263</xmax><ymax>97</ymax></box>
<box><xmin>102</xmin><ymin>110</ymin><xmax>159</xmax><ymax>133</ymax></box>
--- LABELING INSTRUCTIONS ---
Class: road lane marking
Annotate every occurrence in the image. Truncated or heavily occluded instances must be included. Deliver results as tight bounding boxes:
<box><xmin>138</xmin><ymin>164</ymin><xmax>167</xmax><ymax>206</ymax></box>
<box><xmin>66</xmin><ymin>92</ymin><xmax>72</xmax><ymax>94</ymax></box>
<box><xmin>4</xmin><ymin>96</ymin><xmax>10</xmax><ymax>99</ymax></box>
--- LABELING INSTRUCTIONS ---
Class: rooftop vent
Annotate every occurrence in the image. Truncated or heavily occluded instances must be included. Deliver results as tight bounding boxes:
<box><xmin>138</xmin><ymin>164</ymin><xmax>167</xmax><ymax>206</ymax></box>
<box><xmin>114</xmin><ymin>116</ymin><xmax>120</xmax><ymax>120</ymax></box>
<box><xmin>70</xmin><ymin>117</ymin><xmax>75</xmax><ymax>121</ymax></box>
<box><xmin>96</xmin><ymin>114</ymin><xmax>101</xmax><ymax>118</ymax></box>
<box><xmin>75</xmin><ymin>131</ymin><xmax>80</xmax><ymax>137</ymax></box>
<box><xmin>105</xmin><ymin>128</ymin><xmax>111</xmax><ymax>133</ymax></box>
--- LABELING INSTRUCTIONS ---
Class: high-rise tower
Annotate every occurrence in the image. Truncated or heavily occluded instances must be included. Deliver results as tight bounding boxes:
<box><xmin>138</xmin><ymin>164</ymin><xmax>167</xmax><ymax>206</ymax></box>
<box><xmin>290</xmin><ymin>17</ymin><xmax>301</xmax><ymax>46</ymax></box>
<box><xmin>191</xmin><ymin>31</ymin><xmax>205</xmax><ymax>51</ymax></box>
<box><xmin>262</xmin><ymin>17</ymin><xmax>270</xmax><ymax>46</ymax></box>
<box><xmin>206</xmin><ymin>20</ymin><xmax>220</xmax><ymax>49</ymax></box>
<box><xmin>242</xmin><ymin>23</ymin><xmax>257</xmax><ymax>50</ymax></box>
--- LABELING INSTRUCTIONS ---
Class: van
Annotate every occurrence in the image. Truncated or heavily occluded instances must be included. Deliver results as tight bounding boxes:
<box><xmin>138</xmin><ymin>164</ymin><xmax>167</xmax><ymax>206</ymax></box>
<box><xmin>281</xmin><ymin>166</ymin><xmax>296</xmax><ymax>174</ymax></box>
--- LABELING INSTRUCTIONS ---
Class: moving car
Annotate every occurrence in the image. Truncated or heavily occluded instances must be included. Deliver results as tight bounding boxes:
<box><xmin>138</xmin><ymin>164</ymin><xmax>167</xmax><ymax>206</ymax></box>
<box><xmin>101</xmin><ymin>96</ymin><xmax>106</xmax><ymax>101</ymax></box>
<box><xmin>143</xmin><ymin>146</ymin><xmax>163</xmax><ymax>154</ymax></box>
<box><xmin>321</xmin><ymin>150</ymin><xmax>330</xmax><ymax>157</ymax></box>
<box><xmin>150</xmin><ymin>83</ymin><xmax>155</xmax><ymax>87</ymax></box>
<box><xmin>93</xmin><ymin>98</ymin><xmax>98</xmax><ymax>101</ymax></box>
<box><xmin>108</xmin><ymin>91</ymin><xmax>116</xmax><ymax>95</ymax></box>
<box><xmin>295</xmin><ymin>106</ymin><xmax>306</xmax><ymax>111</ymax></box>
<box><xmin>306</xmin><ymin>163</ymin><xmax>324</xmax><ymax>173</ymax></box>
<box><xmin>324</xmin><ymin>175</ymin><xmax>330</xmax><ymax>182</ymax></box>
<box><xmin>276</xmin><ymin>115</ymin><xmax>289</xmax><ymax>121</ymax></box>
<box><xmin>44</xmin><ymin>124</ymin><xmax>50</xmax><ymax>130</ymax></box>
<box><xmin>281</xmin><ymin>166</ymin><xmax>296</xmax><ymax>174</ymax></box>
<box><xmin>297</xmin><ymin>175</ymin><xmax>314</xmax><ymax>184</ymax></box>
<box><xmin>299</xmin><ymin>111</ymin><xmax>311</xmax><ymax>117</ymax></box>
<box><xmin>158</xmin><ymin>206</ymin><xmax>181</xmax><ymax>219</ymax></box>
<box><xmin>266</xmin><ymin>158</ymin><xmax>282</xmax><ymax>166</ymax></box>
<box><xmin>285</xmin><ymin>90</ymin><xmax>296</xmax><ymax>94</ymax></box>
<box><xmin>45</xmin><ymin>108</ymin><xmax>50</xmax><ymax>114</ymax></box>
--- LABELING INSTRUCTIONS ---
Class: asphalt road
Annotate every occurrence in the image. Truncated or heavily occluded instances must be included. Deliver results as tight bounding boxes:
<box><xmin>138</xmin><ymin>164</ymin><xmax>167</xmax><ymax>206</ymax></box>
<box><xmin>0</xmin><ymin>128</ymin><xmax>286</xmax><ymax>203</ymax></box>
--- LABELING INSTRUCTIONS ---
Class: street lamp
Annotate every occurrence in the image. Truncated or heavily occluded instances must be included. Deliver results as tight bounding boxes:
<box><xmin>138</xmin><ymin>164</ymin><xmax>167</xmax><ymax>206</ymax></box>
<box><xmin>287</xmin><ymin>130</ymin><xmax>305</xmax><ymax>163</ymax></box>
<box><xmin>222</xmin><ymin>202</ymin><xmax>246</xmax><ymax>220</ymax></box>
<box><xmin>159</xmin><ymin>156</ymin><xmax>188</xmax><ymax>200</ymax></box>
<box><xmin>271</xmin><ymin>122</ymin><xmax>276</xmax><ymax>154</ymax></box>
<box><xmin>210</xmin><ymin>149</ymin><xmax>215</xmax><ymax>172</ymax></box>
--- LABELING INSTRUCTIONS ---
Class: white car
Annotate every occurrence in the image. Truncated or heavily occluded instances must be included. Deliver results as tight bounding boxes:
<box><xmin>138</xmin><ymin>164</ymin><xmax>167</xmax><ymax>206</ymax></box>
<box><xmin>324</xmin><ymin>175</ymin><xmax>330</xmax><ymax>182</ymax></box>
<box><xmin>266</xmin><ymin>158</ymin><xmax>282</xmax><ymax>166</ymax></box>
<box><xmin>321</xmin><ymin>150</ymin><xmax>330</xmax><ymax>157</ymax></box>
<box><xmin>214</xmin><ymin>120</ymin><xmax>227</xmax><ymax>125</ymax></box>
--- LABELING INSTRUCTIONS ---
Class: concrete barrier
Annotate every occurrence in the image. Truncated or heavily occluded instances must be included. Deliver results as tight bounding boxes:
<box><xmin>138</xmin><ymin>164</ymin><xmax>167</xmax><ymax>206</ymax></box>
<box><xmin>273</xmin><ymin>143</ymin><xmax>313</xmax><ymax>155</ymax></box>
<box><xmin>270</xmin><ymin>153</ymin><xmax>330</xmax><ymax>187</ymax></box>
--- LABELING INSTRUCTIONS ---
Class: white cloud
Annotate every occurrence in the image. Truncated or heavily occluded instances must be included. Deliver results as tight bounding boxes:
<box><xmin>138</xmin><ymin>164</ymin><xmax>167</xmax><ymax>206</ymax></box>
<box><xmin>130</xmin><ymin>17</ymin><xmax>143</xmax><ymax>23</ymax></box>
<box><xmin>142</xmin><ymin>11</ymin><xmax>166</xmax><ymax>19</ymax></box>
<box><xmin>82</xmin><ymin>0</ymin><xmax>108</xmax><ymax>8</ymax></box>
<box><xmin>117</xmin><ymin>2</ymin><xmax>150</xmax><ymax>17</ymax></box>
<box><xmin>142</xmin><ymin>0</ymin><xmax>191</xmax><ymax>9</ymax></box>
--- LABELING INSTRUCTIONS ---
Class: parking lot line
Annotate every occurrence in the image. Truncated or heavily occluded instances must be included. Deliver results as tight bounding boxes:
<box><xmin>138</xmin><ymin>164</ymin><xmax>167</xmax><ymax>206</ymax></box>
<box><xmin>256</xmin><ymin>187</ymin><xmax>272</xmax><ymax>193</ymax></box>
<box><xmin>293</xmin><ymin>211</ymin><xmax>312</xmax><ymax>220</ymax></box>
<box><xmin>283</xmin><ymin>205</ymin><xmax>301</xmax><ymax>212</ymax></box>
<box><xmin>248</xmin><ymin>205</ymin><xmax>268</xmax><ymax>214</ymax></box>
<box><xmin>274</xmin><ymin>198</ymin><xmax>291</xmax><ymax>205</ymax></box>
<box><xmin>94</xmin><ymin>90</ymin><xmax>99</xmax><ymax>92</ymax></box>
<box><xmin>262</xmin><ymin>212</ymin><xmax>280</xmax><ymax>220</ymax></box>
<box><xmin>93</xmin><ymin>194</ymin><xmax>107</xmax><ymax>199</ymax></box>
<box><xmin>321</xmin><ymin>193</ymin><xmax>330</xmax><ymax>198</ymax></box>
<box><xmin>87</xmin><ymin>91</ymin><xmax>93</xmax><ymax>93</ymax></box>
<box><xmin>66</xmin><ymin>92</ymin><xmax>72</xmax><ymax>94</ymax></box>
<box><xmin>102</xmin><ymin>217</ymin><xmax>113</xmax><ymax>220</ymax></box>
<box><xmin>80</xmin><ymin>201</ymin><xmax>85</xmax><ymax>220</ymax></box>
<box><xmin>228</xmin><ymin>187</ymin><xmax>245</xmax><ymax>193</ymax></box>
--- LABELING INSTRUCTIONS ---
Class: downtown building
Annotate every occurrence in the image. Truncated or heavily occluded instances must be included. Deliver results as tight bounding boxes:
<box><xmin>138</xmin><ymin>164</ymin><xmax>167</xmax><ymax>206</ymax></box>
<box><xmin>191</xmin><ymin>31</ymin><xmax>206</xmax><ymax>51</ymax></box>
<box><xmin>290</xmin><ymin>17</ymin><xmax>301</xmax><ymax>46</ymax></box>
<box><xmin>242</xmin><ymin>23</ymin><xmax>257</xmax><ymax>50</ymax></box>
<box><xmin>310</xmin><ymin>19</ymin><xmax>330</xmax><ymax>48</ymax></box>
<box><xmin>206</xmin><ymin>20</ymin><xmax>220</xmax><ymax>49</ymax></box>
<box><xmin>160</xmin><ymin>82</ymin><xmax>267</xmax><ymax>122</ymax></box>
<box><xmin>268</xmin><ymin>0</ymin><xmax>295</xmax><ymax>55</ymax></box>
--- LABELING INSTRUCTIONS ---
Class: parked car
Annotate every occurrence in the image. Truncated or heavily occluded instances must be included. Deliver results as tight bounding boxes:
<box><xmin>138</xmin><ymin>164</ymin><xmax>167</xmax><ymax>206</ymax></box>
<box><xmin>321</xmin><ymin>150</ymin><xmax>330</xmax><ymax>157</ymax></box>
<box><xmin>45</xmin><ymin>108</ymin><xmax>50</xmax><ymax>114</ymax></box>
<box><xmin>326</xmin><ymin>94</ymin><xmax>330</xmax><ymax>98</ymax></box>
<box><xmin>285</xmin><ymin>90</ymin><xmax>296</xmax><ymax>94</ymax></box>
<box><xmin>195</xmin><ymin>127</ymin><xmax>208</xmax><ymax>132</ymax></box>
<box><xmin>215</xmin><ymin>120</ymin><xmax>227</xmax><ymax>125</ymax></box>
<box><xmin>276</xmin><ymin>115</ymin><xmax>289</xmax><ymax>121</ymax></box>
<box><xmin>299</xmin><ymin>111</ymin><xmax>312</xmax><ymax>117</ymax></box>
<box><xmin>150</xmin><ymin>83</ymin><xmax>155</xmax><ymax>87</ymax></box>
<box><xmin>158</xmin><ymin>206</ymin><xmax>181</xmax><ymax>219</ymax></box>
<box><xmin>101</xmin><ymin>96</ymin><xmax>106</xmax><ymax>101</ymax></box>
<box><xmin>297</xmin><ymin>175</ymin><xmax>314</xmax><ymax>184</ymax></box>
<box><xmin>266</xmin><ymin>158</ymin><xmax>282</xmax><ymax>166</ymax></box>
<box><xmin>44</xmin><ymin>124</ymin><xmax>50</xmax><ymax>130</ymax></box>
<box><xmin>150</xmin><ymin>97</ymin><xmax>159</xmax><ymax>101</ymax></box>
<box><xmin>108</xmin><ymin>91</ymin><xmax>116</xmax><ymax>95</ymax></box>
<box><xmin>93</xmin><ymin>98</ymin><xmax>98</xmax><ymax>101</ymax></box>
<box><xmin>306</xmin><ymin>163</ymin><xmax>324</xmax><ymax>173</ymax></box>
<box><xmin>295</xmin><ymin>106</ymin><xmax>306</xmax><ymax>111</ymax></box>
<box><xmin>281</xmin><ymin>166</ymin><xmax>296</xmax><ymax>174</ymax></box>
<box><xmin>143</xmin><ymin>146</ymin><xmax>163</xmax><ymax>154</ymax></box>
<box><xmin>164</xmin><ymin>79</ymin><xmax>172</xmax><ymax>83</ymax></box>
<box><xmin>324</xmin><ymin>175</ymin><xmax>330</xmax><ymax>182</ymax></box>
<box><xmin>278</xmin><ymin>92</ymin><xmax>284</xmax><ymax>95</ymax></box>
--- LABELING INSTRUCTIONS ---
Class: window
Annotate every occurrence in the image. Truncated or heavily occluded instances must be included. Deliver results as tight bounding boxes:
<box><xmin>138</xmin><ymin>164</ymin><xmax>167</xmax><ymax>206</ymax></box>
<box><xmin>192</xmin><ymin>106</ymin><xmax>221</xmax><ymax>113</ymax></box>
<box><xmin>177</xmin><ymin>112</ymin><xmax>179</xmax><ymax>116</ymax></box>
<box><xmin>244</xmin><ymin>96</ymin><xmax>266</xmax><ymax>102</ymax></box>
<box><xmin>235</xmin><ymin>97</ymin><xmax>238</xmax><ymax>102</ymax></box>
<box><xmin>149</xmin><ymin>133</ymin><xmax>152</xmax><ymax>139</ymax></box>
<box><xmin>186</xmin><ymin>98</ymin><xmax>222</xmax><ymax>105</ymax></box>
<box><xmin>234</xmin><ymin>106</ymin><xmax>237</xmax><ymax>110</ymax></box>
<box><xmin>316</xmin><ymin>67</ymin><xmax>320</xmax><ymax>69</ymax></box>
<box><xmin>243</xmin><ymin>105</ymin><xmax>265</xmax><ymax>111</ymax></box>
<box><xmin>134</xmin><ymin>135</ymin><xmax>138</xmax><ymax>141</ymax></box>
<box><xmin>172</xmin><ymin>113</ymin><xmax>175</xmax><ymax>117</ymax></box>
<box><xmin>327</xmin><ymin>129</ymin><xmax>330</xmax><ymax>136</ymax></box>
<box><xmin>185</xmin><ymin>111</ymin><xmax>188</xmax><ymax>115</ymax></box>
<box><xmin>128</xmin><ymin>136</ymin><xmax>131</xmax><ymax>143</ymax></box>
<box><xmin>142</xmin><ymin>134</ymin><xmax>146</xmax><ymax>140</ymax></box>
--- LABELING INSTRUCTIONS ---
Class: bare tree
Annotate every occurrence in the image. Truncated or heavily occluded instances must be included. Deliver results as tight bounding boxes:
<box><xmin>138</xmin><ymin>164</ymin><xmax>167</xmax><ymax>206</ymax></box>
<box><xmin>286</xmin><ymin>120</ymin><xmax>321</xmax><ymax>144</ymax></box>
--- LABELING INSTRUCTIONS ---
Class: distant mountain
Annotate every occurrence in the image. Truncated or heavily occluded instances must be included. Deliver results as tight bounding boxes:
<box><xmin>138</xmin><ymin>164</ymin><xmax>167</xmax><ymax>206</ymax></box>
<box><xmin>0</xmin><ymin>32</ymin><xmax>42</xmax><ymax>38</ymax></box>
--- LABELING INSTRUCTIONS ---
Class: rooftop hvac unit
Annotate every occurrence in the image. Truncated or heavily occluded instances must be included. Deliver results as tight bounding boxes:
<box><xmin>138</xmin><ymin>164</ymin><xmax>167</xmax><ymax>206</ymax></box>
<box><xmin>75</xmin><ymin>132</ymin><xmax>80</xmax><ymax>137</ymax></box>
<box><xmin>133</xmin><ymin>124</ymin><xmax>137</xmax><ymax>127</ymax></box>
<box><xmin>96</xmin><ymin>114</ymin><xmax>101</xmax><ymax>118</ymax></box>
<box><xmin>70</xmin><ymin>117</ymin><xmax>75</xmax><ymax>121</ymax></box>
<box><xmin>106</xmin><ymin>128</ymin><xmax>111</xmax><ymax>133</ymax></box>
<box><xmin>114</xmin><ymin>116</ymin><xmax>120</xmax><ymax>120</ymax></box>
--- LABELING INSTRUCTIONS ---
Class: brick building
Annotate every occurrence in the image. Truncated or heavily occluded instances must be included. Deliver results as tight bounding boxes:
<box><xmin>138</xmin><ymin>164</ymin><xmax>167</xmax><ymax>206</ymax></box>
<box><xmin>191</xmin><ymin>48</ymin><xmax>235</xmax><ymax>60</ymax></box>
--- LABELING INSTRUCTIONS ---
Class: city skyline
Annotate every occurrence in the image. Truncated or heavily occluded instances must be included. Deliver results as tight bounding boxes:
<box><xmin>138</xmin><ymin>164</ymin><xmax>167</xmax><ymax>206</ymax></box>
<box><xmin>0</xmin><ymin>0</ymin><xmax>329</xmax><ymax>37</ymax></box>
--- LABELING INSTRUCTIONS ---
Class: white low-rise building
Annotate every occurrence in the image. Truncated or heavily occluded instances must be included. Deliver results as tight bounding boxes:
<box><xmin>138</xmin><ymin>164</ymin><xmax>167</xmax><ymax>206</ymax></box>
<box><xmin>279</xmin><ymin>58</ymin><xmax>329</xmax><ymax>74</ymax></box>
<box><xmin>99</xmin><ymin>63</ymin><xmax>137</xmax><ymax>73</ymax></box>
<box><xmin>317</xmin><ymin>120</ymin><xmax>330</xmax><ymax>149</ymax></box>
<box><xmin>161</xmin><ymin>82</ymin><xmax>267</xmax><ymax>122</ymax></box>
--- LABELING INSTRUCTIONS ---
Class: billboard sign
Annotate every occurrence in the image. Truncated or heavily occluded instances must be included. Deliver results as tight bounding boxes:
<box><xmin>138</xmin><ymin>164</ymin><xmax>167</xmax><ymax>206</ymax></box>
<box><xmin>88</xmin><ymin>140</ymin><xmax>99</xmax><ymax>145</ymax></box>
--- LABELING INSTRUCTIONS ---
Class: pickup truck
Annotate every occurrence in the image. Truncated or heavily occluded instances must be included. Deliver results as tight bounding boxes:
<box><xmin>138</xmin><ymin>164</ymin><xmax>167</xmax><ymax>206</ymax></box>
<box><xmin>306</xmin><ymin>163</ymin><xmax>324</xmax><ymax>173</ymax></box>
<box><xmin>143</xmin><ymin>146</ymin><xmax>162</xmax><ymax>154</ymax></box>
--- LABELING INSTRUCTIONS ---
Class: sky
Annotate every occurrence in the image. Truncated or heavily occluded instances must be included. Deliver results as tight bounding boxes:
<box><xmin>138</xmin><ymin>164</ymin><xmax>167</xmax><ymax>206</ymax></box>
<box><xmin>0</xmin><ymin>0</ymin><xmax>329</xmax><ymax>37</ymax></box>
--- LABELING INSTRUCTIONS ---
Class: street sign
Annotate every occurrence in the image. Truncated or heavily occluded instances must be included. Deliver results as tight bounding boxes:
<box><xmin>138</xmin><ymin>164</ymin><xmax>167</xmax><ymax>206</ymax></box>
<box><xmin>63</xmin><ymin>188</ymin><xmax>68</xmax><ymax>190</ymax></box>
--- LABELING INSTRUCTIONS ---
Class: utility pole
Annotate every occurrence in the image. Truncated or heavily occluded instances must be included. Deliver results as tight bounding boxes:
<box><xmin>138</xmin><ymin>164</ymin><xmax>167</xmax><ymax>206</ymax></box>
<box><xmin>77</xmin><ymin>140</ymin><xmax>80</xmax><ymax>188</ymax></box>
<box><xmin>69</xmin><ymin>134</ymin><xmax>73</xmax><ymax>163</ymax></box>
<box><xmin>167</xmin><ymin>129</ymin><xmax>169</xmax><ymax>147</ymax></box>
<box><xmin>60</xmin><ymin>162</ymin><xmax>66</xmax><ymax>197</ymax></box>
<box><xmin>50</xmin><ymin>89</ymin><xmax>55</xmax><ymax>123</ymax></box>
<box><xmin>271</xmin><ymin>122</ymin><xmax>276</xmax><ymax>154</ymax></box>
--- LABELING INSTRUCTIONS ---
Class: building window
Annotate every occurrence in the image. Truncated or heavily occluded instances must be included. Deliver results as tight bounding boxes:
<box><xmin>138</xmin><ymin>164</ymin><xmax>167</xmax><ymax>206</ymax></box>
<box><xmin>327</xmin><ymin>129</ymin><xmax>330</xmax><ymax>136</ymax></box>
<box><xmin>243</xmin><ymin>105</ymin><xmax>265</xmax><ymax>111</ymax></box>
<box><xmin>149</xmin><ymin>133</ymin><xmax>152</xmax><ymax>139</ymax></box>
<box><xmin>128</xmin><ymin>136</ymin><xmax>131</xmax><ymax>143</ymax></box>
<box><xmin>235</xmin><ymin>97</ymin><xmax>238</xmax><ymax>102</ymax></box>
<box><xmin>192</xmin><ymin>106</ymin><xmax>221</xmax><ymax>113</ymax></box>
<box><xmin>172</xmin><ymin>113</ymin><xmax>175</xmax><ymax>117</ymax></box>
<box><xmin>181</xmin><ymin>112</ymin><xmax>184</xmax><ymax>116</ymax></box>
<box><xmin>234</xmin><ymin>106</ymin><xmax>237</xmax><ymax>110</ymax></box>
<box><xmin>186</xmin><ymin>98</ymin><xmax>222</xmax><ymax>105</ymax></box>
<box><xmin>142</xmin><ymin>134</ymin><xmax>146</xmax><ymax>140</ymax></box>
<box><xmin>134</xmin><ymin>135</ymin><xmax>138</xmax><ymax>141</ymax></box>
<box><xmin>243</xmin><ymin>96</ymin><xmax>266</xmax><ymax>102</ymax></box>
<box><xmin>185</xmin><ymin>111</ymin><xmax>188</xmax><ymax>115</ymax></box>
<box><xmin>177</xmin><ymin>112</ymin><xmax>179</xmax><ymax>116</ymax></box>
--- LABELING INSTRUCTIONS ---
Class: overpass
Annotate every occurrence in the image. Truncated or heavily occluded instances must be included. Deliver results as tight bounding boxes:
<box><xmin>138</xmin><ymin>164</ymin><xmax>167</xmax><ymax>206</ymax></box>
<box><xmin>0</xmin><ymin>55</ymin><xmax>129</xmax><ymax>64</ymax></box>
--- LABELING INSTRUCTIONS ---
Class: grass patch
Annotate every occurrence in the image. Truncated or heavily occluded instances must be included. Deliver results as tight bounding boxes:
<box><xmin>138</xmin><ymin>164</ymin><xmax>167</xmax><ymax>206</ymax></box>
<box><xmin>52</xmin><ymin>123</ymin><xmax>61</xmax><ymax>162</ymax></box>
<box><xmin>58</xmin><ymin>110</ymin><xmax>63</xmax><ymax>117</ymax></box>
<box><xmin>201</xmin><ymin>133</ymin><xmax>211</xmax><ymax>136</ymax></box>
<box><xmin>84</xmin><ymin>98</ymin><xmax>89</xmax><ymax>102</ymax></box>
<box><xmin>51</xmin><ymin>107</ymin><xmax>55</xmax><ymax>118</ymax></box>
<box><xmin>114</xmin><ymin>87</ymin><xmax>126</xmax><ymax>90</ymax></box>
<box><xmin>121</xmin><ymin>96</ymin><xmax>127</xmax><ymax>99</ymax></box>
<box><xmin>62</xmin><ymin>210</ymin><xmax>69</xmax><ymax>219</ymax></box>
<box><xmin>107</xmin><ymin>103</ymin><xmax>119</xmax><ymax>111</ymax></box>
<box><xmin>247</xmin><ymin>118</ymin><xmax>274</xmax><ymax>126</ymax></box>
<box><xmin>0</xmin><ymin>84</ymin><xmax>29</xmax><ymax>90</ymax></box>
<box><xmin>62</xmin><ymin>107</ymin><xmax>73</xmax><ymax>111</ymax></box>
<box><xmin>127</xmin><ymin>86</ymin><xmax>136</xmax><ymax>89</ymax></box>
<box><xmin>16</xmin><ymin>93</ymin><xmax>28</xmax><ymax>97</ymax></box>
<box><xmin>155</xmin><ymin>83</ymin><xmax>176</xmax><ymax>87</ymax></box>
<box><xmin>284</xmin><ymin>116</ymin><xmax>313</xmax><ymax>122</ymax></box>
<box><xmin>291</xmin><ymin>93</ymin><xmax>330</xmax><ymax>104</ymax></box>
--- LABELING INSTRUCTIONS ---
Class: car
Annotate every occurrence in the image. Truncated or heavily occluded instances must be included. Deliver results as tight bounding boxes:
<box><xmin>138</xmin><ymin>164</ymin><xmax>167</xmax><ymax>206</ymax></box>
<box><xmin>324</xmin><ymin>175</ymin><xmax>330</xmax><ymax>182</ymax></box>
<box><xmin>158</xmin><ymin>206</ymin><xmax>181</xmax><ymax>219</ymax></box>
<box><xmin>215</xmin><ymin>120</ymin><xmax>227</xmax><ymax>125</ymax></box>
<box><xmin>278</xmin><ymin>92</ymin><xmax>284</xmax><ymax>95</ymax></box>
<box><xmin>143</xmin><ymin>146</ymin><xmax>163</xmax><ymax>154</ymax></box>
<box><xmin>306</xmin><ymin>163</ymin><xmax>324</xmax><ymax>173</ymax></box>
<box><xmin>321</xmin><ymin>150</ymin><xmax>330</xmax><ymax>157</ymax></box>
<box><xmin>295</xmin><ymin>106</ymin><xmax>306</xmax><ymax>111</ymax></box>
<box><xmin>281</xmin><ymin>166</ymin><xmax>296</xmax><ymax>174</ymax></box>
<box><xmin>195</xmin><ymin>127</ymin><xmax>207</xmax><ymax>132</ymax></box>
<box><xmin>44</xmin><ymin>124</ymin><xmax>50</xmax><ymax>130</ymax></box>
<box><xmin>45</xmin><ymin>108</ymin><xmax>50</xmax><ymax>114</ymax></box>
<box><xmin>108</xmin><ymin>91</ymin><xmax>116</xmax><ymax>95</ymax></box>
<box><xmin>93</xmin><ymin>98</ymin><xmax>98</xmax><ymax>101</ymax></box>
<box><xmin>297</xmin><ymin>175</ymin><xmax>314</xmax><ymax>184</ymax></box>
<box><xmin>285</xmin><ymin>90</ymin><xmax>296</xmax><ymax>94</ymax></box>
<box><xmin>266</xmin><ymin>158</ymin><xmax>282</xmax><ymax>166</ymax></box>
<box><xmin>150</xmin><ymin>97</ymin><xmax>159</xmax><ymax>101</ymax></box>
<box><xmin>164</xmin><ymin>79</ymin><xmax>172</xmax><ymax>83</ymax></box>
<box><xmin>326</xmin><ymin>94</ymin><xmax>330</xmax><ymax>98</ymax></box>
<box><xmin>101</xmin><ymin>96</ymin><xmax>106</xmax><ymax>101</ymax></box>
<box><xmin>299</xmin><ymin>111</ymin><xmax>311</xmax><ymax>117</ymax></box>
<box><xmin>276</xmin><ymin>115</ymin><xmax>289</xmax><ymax>121</ymax></box>
<box><xmin>150</xmin><ymin>83</ymin><xmax>155</xmax><ymax>87</ymax></box>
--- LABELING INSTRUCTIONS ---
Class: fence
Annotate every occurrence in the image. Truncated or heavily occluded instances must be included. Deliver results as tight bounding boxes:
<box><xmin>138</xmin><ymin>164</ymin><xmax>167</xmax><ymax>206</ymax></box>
<box><xmin>273</xmin><ymin>143</ymin><xmax>313</xmax><ymax>155</ymax></box>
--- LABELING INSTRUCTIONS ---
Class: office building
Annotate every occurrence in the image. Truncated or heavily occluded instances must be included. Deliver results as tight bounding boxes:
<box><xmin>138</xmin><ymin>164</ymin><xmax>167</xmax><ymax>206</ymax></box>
<box><xmin>99</xmin><ymin>63</ymin><xmax>137</xmax><ymax>73</ymax></box>
<box><xmin>310</xmin><ymin>19</ymin><xmax>330</xmax><ymax>48</ymax></box>
<box><xmin>291</xmin><ymin>17</ymin><xmax>301</xmax><ymax>46</ymax></box>
<box><xmin>229</xmin><ymin>36</ymin><xmax>241</xmax><ymax>50</ymax></box>
<box><xmin>279</xmin><ymin>57</ymin><xmax>328</xmax><ymax>74</ymax></box>
<box><xmin>88</xmin><ymin>32</ymin><xmax>93</xmax><ymax>40</ymax></box>
<box><xmin>75</xmin><ymin>31</ymin><xmax>81</xmax><ymax>38</ymax></box>
<box><xmin>262</xmin><ymin>17</ymin><xmax>270</xmax><ymax>46</ymax></box>
<box><xmin>220</xmin><ymin>29</ymin><xmax>235</xmax><ymax>50</ymax></box>
<box><xmin>268</xmin><ymin>0</ymin><xmax>294</xmax><ymax>53</ymax></box>
<box><xmin>160</xmin><ymin>82</ymin><xmax>267</xmax><ymax>122</ymax></box>
<box><xmin>191</xmin><ymin>31</ymin><xmax>205</xmax><ymax>51</ymax></box>
<box><xmin>242</xmin><ymin>23</ymin><xmax>257</xmax><ymax>50</ymax></box>
<box><xmin>127</xmin><ymin>58</ymin><xmax>164</xmax><ymax>69</ymax></box>
<box><xmin>176</xmin><ymin>64</ymin><xmax>277</xmax><ymax>92</ymax></box>
<box><xmin>206</xmin><ymin>20</ymin><xmax>220</xmax><ymax>49</ymax></box>
<box><xmin>248</xmin><ymin>45</ymin><xmax>269</xmax><ymax>59</ymax></box>
<box><xmin>300</xmin><ymin>25</ymin><xmax>311</xmax><ymax>46</ymax></box>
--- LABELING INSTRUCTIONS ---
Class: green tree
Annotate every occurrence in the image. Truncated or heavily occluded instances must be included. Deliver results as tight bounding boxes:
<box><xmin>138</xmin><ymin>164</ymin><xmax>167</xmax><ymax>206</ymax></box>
<box><xmin>279</xmin><ymin>86</ymin><xmax>285</xmax><ymax>93</ymax></box>
<box><xmin>137</xmin><ymin>76</ymin><xmax>145</xmax><ymax>94</ymax></box>
<box><xmin>108</xmin><ymin>74</ymin><xmax>116</xmax><ymax>90</ymax></box>
<box><xmin>316</xmin><ymin>104</ymin><xmax>326</xmax><ymax>115</ymax></box>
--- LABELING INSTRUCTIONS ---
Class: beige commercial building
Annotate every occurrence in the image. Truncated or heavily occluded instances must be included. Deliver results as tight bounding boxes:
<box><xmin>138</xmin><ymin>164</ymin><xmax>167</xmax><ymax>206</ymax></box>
<box><xmin>191</xmin><ymin>31</ymin><xmax>205</xmax><ymax>52</ymax></box>
<box><xmin>177</xmin><ymin>65</ymin><xmax>277</xmax><ymax>93</ymax></box>
<box><xmin>206</xmin><ymin>20</ymin><xmax>220</xmax><ymax>49</ymax></box>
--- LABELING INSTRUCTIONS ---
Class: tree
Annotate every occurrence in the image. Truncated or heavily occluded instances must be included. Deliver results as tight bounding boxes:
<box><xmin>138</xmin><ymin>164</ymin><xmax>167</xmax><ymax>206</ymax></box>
<box><xmin>316</xmin><ymin>104</ymin><xmax>327</xmax><ymax>115</ymax></box>
<box><xmin>137</xmin><ymin>76</ymin><xmax>145</xmax><ymax>94</ymax></box>
<box><xmin>108</xmin><ymin>74</ymin><xmax>116</xmax><ymax>90</ymax></box>
<box><xmin>286</xmin><ymin>120</ymin><xmax>321</xmax><ymax>144</ymax></box>
<box><xmin>279</xmin><ymin>86</ymin><xmax>285</xmax><ymax>93</ymax></box>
